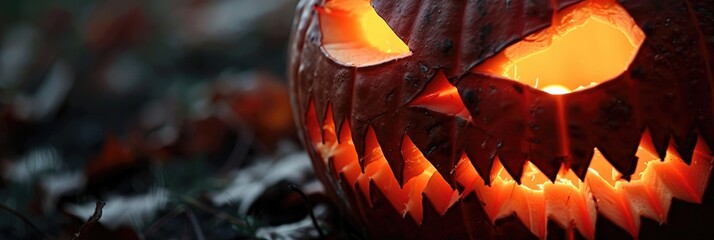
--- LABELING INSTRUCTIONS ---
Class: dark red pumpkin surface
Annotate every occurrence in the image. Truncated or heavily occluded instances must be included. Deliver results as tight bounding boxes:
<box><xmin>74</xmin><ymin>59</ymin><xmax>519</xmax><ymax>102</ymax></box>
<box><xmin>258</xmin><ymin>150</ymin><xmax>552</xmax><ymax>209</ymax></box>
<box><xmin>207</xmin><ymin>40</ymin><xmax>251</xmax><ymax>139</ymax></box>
<box><xmin>288</xmin><ymin>0</ymin><xmax>714</xmax><ymax>239</ymax></box>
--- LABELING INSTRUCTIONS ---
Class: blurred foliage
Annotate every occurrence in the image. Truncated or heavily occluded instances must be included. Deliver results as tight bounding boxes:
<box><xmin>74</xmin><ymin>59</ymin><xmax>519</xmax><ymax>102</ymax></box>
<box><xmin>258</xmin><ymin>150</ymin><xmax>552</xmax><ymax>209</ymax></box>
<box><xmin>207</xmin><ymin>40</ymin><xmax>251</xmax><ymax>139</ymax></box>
<box><xmin>0</xmin><ymin>0</ymin><xmax>355</xmax><ymax>239</ymax></box>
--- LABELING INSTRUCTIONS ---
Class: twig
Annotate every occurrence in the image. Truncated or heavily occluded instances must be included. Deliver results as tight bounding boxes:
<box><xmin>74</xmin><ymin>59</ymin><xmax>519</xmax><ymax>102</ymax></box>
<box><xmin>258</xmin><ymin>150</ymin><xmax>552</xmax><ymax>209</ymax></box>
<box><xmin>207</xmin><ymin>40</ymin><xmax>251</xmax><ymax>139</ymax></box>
<box><xmin>0</xmin><ymin>202</ymin><xmax>54</xmax><ymax>239</ymax></box>
<box><xmin>143</xmin><ymin>205</ymin><xmax>185</xmax><ymax>237</ymax></box>
<box><xmin>180</xmin><ymin>196</ymin><xmax>248</xmax><ymax>227</ymax></box>
<box><xmin>288</xmin><ymin>184</ymin><xmax>326</xmax><ymax>239</ymax></box>
<box><xmin>73</xmin><ymin>201</ymin><xmax>105</xmax><ymax>240</ymax></box>
<box><xmin>218</xmin><ymin>131</ymin><xmax>254</xmax><ymax>176</ymax></box>
<box><xmin>185</xmin><ymin>208</ymin><xmax>206</xmax><ymax>240</ymax></box>
<box><xmin>217</xmin><ymin>102</ymin><xmax>256</xmax><ymax>176</ymax></box>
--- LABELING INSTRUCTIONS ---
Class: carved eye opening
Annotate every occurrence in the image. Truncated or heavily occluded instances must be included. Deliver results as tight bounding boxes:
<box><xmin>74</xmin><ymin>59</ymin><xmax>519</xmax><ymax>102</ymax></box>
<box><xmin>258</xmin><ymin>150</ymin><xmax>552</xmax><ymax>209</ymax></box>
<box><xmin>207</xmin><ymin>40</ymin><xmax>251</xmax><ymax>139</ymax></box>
<box><xmin>317</xmin><ymin>0</ymin><xmax>411</xmax><ymax>67</ymax></box>
<box><xmin>474</xmin><ymin>0</ymin><xmax>645</xmax><ymax>94</ymax></box>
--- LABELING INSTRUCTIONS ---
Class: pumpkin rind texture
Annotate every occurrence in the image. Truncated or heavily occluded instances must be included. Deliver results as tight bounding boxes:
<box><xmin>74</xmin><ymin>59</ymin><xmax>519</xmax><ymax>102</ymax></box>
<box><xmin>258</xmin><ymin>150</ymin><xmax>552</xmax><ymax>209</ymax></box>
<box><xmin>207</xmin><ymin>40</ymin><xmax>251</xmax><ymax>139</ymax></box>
<box><xmin>289</xmin><ymin>0</ymin><xmax>714</xmax><ymax>239</ymax></box>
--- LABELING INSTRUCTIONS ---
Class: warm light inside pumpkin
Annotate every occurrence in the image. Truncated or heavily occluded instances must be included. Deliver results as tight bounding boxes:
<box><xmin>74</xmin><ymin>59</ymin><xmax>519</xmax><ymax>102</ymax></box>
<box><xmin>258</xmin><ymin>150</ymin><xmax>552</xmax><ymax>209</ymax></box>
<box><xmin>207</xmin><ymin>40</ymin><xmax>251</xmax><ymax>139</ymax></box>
<box><xmin>318</xmin><ymin>0</ymin><xmax>411</xmax><ymax>66</ymax></box>
<box><xmin>307</xmin><ymin>102</ymin><xmax>457</xmax><ymax>224</ymax></box>
<box><xmin>459</xmin><ymin>0</ymin><xmax>706</xmax><ymax>231</ymax></box>
<box><xmin>474</xmin><ymin>0</ymin><xmax>645</xmax><ymax>93</ymax></box>
<box><xmin>455</xmin><ymin>142</ymin><xmax>712</xmax><ymax>239</ymax></box>
<box><xmin>393</xmin><ymin>61</ymin><xmax>710</xmax><ymax>239</ymax></box>
<box><xmin>308</xmin><ymin>98</ymin><xmax>713</xmax><ymax>238</ymax></box>
<box><xmin>410</xmin><ymin>71</ymin><xmax>471</xmax><ymax>120</ymax></box>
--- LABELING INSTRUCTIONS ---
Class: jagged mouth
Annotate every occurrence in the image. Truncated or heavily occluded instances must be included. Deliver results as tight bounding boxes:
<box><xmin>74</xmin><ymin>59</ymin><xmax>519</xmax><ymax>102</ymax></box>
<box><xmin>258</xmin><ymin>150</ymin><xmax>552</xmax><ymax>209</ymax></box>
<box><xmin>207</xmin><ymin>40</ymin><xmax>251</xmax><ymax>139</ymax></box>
<box><xmin>306</xmin><ymin>101</ymin><xmax>713</xmax><ymax>239</ymax></box>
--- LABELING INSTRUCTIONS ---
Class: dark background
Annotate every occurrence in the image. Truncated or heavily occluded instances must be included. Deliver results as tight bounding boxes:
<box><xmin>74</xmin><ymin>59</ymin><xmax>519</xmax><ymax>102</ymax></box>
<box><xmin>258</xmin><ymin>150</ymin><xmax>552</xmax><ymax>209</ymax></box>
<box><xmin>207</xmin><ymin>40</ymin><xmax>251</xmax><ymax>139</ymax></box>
<box><xmin>0</xmin><ymin>0</ymin><xmax>341</xmax><ymax>239</ymax></box>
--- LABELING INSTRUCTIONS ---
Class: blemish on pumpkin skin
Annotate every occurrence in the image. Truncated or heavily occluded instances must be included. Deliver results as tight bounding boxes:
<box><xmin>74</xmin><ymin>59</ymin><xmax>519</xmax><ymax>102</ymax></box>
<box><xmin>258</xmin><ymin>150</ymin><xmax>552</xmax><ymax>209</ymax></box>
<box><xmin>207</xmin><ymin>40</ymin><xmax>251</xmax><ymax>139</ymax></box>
<box><xmin>594</xmin><ymin>99</ymin><xmax>632</xmax><ymax>130</ymax></box>
<box><xmin>385</xmin><ymin>89</ymin><xmax>396</xmax><ymax>102</ymax></box>
<box><xmin>475</xmin><ymin>0</ymin><xmax>487</xmax><ymax>17</ymax></box>
<box><xmin>419</xmin><ymin>63</ymin><xmax>429</xmax><ymax>73</ymax></box>
<box><xmin>478</xmin><ymin>25</ymin><xmax>492</xmax><ymax>44</ymax></box>
<box><xmin>440</xmin><ymin>39</ymin><xmax>454</xmax><ymax>54</ymax></box>
<box><xmin>462</xmin><ymin>89</ymin><xmax>476</xmax><ymax>104</ymax></box>
<box><xmin>422</xmin><ymin>5</ymin><xmax>436</xmax><ymax>23</ymax></box>
<box><xmin>426</xmin><ymin>123</ymin><xmax>441</xmax><ymax>136</ymax></box>
<box><xmin>404</xmin><ymin>75</ymin><xmax>419</xmax><ymax>88</ymax></box>
<box><xmin>512</xmin><ymin>84</ymin><xmax>524</xmax><ymax>94</ymax></box>
<box><xmin>308</xmin><ymin>31</ymin><xmax>319</xmax><ymax>43</ymax></box>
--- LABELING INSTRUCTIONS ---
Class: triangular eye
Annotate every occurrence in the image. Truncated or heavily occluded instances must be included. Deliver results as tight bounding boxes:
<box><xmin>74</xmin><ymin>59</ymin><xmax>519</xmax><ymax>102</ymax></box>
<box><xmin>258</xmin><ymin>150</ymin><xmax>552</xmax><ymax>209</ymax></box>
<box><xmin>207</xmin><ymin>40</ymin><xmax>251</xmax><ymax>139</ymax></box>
<box><xmin>318</xmin><ymin>0</ymin><xmax>411</xmax><ymax>67</ymax></box>
<box><xmin>474</xmin><ymin>0</ymin><xmax>645</xmax><ymax>94</ymax></box>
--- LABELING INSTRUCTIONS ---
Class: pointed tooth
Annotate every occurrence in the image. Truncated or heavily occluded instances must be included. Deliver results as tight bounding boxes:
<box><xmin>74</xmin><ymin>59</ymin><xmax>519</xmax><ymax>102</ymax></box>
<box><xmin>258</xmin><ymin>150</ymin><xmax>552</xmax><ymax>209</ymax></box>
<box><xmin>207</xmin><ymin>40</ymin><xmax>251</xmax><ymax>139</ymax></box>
<box><xmin>461</xmin><ymin>124</ymin><xmax>496</xmax><ymax>185</ymax></box>
<box><xmin>648</xmin><ymin>127</ymin><xmax>671</xmax><ymax>160</ymax></box>
<box><xmin>570</xmin><ymin>147</ymin><xmax>595</xmax><ymax>181</ymax></box>
<box><xmin>672</xmin><ymin>132</ymin><xmax>698</xmax><ymax>164</ymax></box>
<box><xmin>498</xmin><ymin>151</ymin><xmax>527</xmax><ymax>185</ymax></box>
<box><xmin>597</xmin><ymin>135</ymin><xmax>640</xmax><ymax>180</ymax></box>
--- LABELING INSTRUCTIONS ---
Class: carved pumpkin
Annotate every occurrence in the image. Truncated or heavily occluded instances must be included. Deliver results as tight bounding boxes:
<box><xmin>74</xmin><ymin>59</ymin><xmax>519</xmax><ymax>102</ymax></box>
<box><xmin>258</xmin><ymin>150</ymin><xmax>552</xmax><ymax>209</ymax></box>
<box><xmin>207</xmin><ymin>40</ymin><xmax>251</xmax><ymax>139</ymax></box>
<box><xmin>289</xmin><ymin>0</ymin><xmax>714</xmax><ymax>239</ymax></box>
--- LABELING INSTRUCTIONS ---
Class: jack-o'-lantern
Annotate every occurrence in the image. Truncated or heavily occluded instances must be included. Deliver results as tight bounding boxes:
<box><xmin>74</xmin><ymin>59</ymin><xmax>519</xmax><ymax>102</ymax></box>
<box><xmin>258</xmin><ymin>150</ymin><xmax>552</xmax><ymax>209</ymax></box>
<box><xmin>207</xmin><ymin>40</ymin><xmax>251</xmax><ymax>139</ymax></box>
<box><xmin>288</xmin><ymin>0</ymin><xmax>714</xmax><ymax>239</ymax></box>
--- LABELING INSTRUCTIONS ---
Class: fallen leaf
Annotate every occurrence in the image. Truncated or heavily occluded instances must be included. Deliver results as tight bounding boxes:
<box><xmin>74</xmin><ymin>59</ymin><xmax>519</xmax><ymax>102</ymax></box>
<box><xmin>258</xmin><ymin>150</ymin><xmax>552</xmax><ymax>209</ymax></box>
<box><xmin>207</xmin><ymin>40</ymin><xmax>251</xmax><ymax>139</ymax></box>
<box><xmin>209</xmin><ymin>152</ymin><xmax>313</xmax><ymax>214</ymax></box>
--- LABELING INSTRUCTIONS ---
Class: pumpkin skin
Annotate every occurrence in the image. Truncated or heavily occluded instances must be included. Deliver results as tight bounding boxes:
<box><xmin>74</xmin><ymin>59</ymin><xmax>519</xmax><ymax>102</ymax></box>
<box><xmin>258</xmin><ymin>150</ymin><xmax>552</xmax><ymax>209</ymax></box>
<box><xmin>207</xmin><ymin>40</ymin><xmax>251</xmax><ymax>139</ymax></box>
<box><xmin>288</xmin><ymin>0</ymin><xmax>714</xmax><ymax>239</ymax></box>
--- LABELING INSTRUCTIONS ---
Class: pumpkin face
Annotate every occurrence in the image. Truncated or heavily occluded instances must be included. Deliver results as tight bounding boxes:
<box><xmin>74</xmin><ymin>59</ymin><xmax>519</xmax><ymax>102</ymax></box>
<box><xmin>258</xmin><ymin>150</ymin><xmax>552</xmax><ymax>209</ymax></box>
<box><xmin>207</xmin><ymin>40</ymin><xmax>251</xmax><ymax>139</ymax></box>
<box><xmin>289</xmin><ymin>0</ymin><xmax>714</xmax><ymax>238</ymax></box>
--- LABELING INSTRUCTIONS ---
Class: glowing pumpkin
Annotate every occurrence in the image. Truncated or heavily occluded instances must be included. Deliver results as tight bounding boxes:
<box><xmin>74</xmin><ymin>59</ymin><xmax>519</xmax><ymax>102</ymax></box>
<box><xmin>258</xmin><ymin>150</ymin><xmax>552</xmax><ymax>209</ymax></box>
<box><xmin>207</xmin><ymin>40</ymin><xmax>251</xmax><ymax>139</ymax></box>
<box><xmin>288</xmin><ymin>0</ymin><xmax>714</xmax><ymax>238</ymax></box>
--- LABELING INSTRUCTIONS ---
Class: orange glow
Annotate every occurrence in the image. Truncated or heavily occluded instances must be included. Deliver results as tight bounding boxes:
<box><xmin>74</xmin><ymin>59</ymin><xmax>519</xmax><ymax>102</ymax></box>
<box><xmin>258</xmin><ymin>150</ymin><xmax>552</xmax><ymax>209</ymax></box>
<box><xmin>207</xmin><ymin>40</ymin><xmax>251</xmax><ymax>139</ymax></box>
<box><xmin>308</xmin><ymin>99</ymin><xmax>713</xmax><ymax>238</ymax></box>
<box><xmin>474</xmin><ymin>0</ymin><xmax>645</xmax><ymax>93</ymax></box>
<box><xmin>318</xmin><ymin>0</ymin><xmax>411</xmax><ymax>66</ymax></box>
<box><xmin>409</xmin><ymin>71</ymin><xmax>471</xmax><ymax>120</ymax></box>
<box><xmin>541</xmin><ymin>85</ymin><xmax>572</xmax><ymax>95</ymax></box>
<box><xmin>454</xmin><ymin>143</ymin><xmax>712</xmax><ymax>239</ymax></box>
<box><xmin>309</xmin><ymin>102</ymin><xmax>457</xmax><ymax>224</ymax></box>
